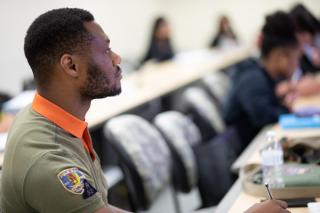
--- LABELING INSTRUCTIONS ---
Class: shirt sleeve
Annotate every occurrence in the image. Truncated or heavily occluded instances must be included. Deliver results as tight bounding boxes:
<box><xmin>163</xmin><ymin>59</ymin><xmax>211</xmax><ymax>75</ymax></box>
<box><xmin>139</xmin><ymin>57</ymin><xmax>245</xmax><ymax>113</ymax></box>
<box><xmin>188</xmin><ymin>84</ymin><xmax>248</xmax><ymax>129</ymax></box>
<box><xmin>237</xmin><ymin>75</ymin><xmax>289</xmax><ymax>127</ymax></box>
<box><xmin>24</xmin><ymin>152</ymin><xmax>106</xmax><ymax>213</ymax></box>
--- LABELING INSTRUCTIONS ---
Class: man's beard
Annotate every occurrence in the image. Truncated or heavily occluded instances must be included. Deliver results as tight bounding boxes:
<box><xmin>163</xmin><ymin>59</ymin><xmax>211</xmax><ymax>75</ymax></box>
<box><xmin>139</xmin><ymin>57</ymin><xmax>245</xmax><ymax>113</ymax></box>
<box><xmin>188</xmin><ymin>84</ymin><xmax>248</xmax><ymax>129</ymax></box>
<box><xmin>80</xmin><ymin>62</ymin><xmax>121</xmax><ymax>100</ymax></box>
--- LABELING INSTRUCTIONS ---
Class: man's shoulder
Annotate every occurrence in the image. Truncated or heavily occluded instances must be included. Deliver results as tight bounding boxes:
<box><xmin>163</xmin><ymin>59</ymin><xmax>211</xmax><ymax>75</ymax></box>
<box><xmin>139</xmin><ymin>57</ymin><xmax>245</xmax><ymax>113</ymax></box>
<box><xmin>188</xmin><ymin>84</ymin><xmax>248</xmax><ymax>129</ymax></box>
<box><xmin>7</xmin><ymin>105</ymin><xmax>56</xmax><ymax>144</ymax></box>
<box><xmin>9</xmin><ymin>104</ymin><xmax>53</xmax><ymax>134</ymax></box>
<box><xmin>26</xmin><ymin>150</ymin><xmax>80</xmax><ymax>176</ymax></box>
<box><xmin>235</xmin><ymin>65</ymin><xmax>268</xmax><ymax>89</ymax></box>
<box><xmin>237</xmin><ymin>64</ymin><xmax>263</xmax><ymax>80</ymax></box>
<box><xmin>3</xmin><ymin>105</ymin><xmax>63</xmax><ymax>179</ymax></box>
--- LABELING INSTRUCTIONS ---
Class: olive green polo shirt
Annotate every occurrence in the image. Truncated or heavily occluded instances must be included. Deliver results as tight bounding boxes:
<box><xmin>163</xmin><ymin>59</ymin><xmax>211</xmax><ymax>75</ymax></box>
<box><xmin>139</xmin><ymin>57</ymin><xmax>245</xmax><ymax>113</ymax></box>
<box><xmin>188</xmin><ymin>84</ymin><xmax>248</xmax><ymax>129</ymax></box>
<box><xmin>1</xmin><ymin>93</ymin><xmax>108</xmax><ymax>213</ymax></box>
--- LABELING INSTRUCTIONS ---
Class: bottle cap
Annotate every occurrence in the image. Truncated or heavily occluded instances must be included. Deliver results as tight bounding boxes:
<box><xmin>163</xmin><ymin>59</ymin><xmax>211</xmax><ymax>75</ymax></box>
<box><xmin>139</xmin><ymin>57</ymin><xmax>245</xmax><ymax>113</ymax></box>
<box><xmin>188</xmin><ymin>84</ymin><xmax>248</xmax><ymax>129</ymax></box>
<box><xmin>266</xmin><ymin>131</ymin><xmax>276</xmax><ymax>138</ymax></box>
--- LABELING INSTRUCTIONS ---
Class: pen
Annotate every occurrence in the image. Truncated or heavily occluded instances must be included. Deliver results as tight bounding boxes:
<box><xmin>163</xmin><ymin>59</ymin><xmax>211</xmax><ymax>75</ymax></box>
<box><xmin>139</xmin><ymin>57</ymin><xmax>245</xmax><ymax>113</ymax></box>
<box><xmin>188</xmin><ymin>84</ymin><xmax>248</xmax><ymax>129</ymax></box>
<box><xmin>265</xmin><ymin>183</ymin><xmax>273</xmax><ymax>199</ymax></box>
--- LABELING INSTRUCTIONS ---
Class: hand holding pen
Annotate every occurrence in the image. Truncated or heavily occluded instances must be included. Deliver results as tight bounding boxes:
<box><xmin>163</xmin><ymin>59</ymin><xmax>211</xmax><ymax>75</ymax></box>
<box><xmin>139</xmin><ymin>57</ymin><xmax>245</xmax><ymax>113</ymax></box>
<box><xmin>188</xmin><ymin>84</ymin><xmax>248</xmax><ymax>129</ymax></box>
<box><xmin>265</xmin><ymin>183</ymin><xmax>273</xmax><ymax>199</ymax></box>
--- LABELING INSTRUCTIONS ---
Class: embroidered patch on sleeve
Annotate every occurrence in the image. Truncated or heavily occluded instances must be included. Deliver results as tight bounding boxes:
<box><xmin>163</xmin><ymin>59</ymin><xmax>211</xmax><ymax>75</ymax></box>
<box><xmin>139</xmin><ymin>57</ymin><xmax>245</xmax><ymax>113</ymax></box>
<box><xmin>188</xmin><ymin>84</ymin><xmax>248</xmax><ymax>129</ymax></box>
<box><xmin>57</xmin><ymin>167</ymin><xmax>85</xmax><ymax>194</ymax></box>
<box><xmin>82</xmin><ymin>179</ymin><xmax>97</xmax><ymax>199</ymax></box>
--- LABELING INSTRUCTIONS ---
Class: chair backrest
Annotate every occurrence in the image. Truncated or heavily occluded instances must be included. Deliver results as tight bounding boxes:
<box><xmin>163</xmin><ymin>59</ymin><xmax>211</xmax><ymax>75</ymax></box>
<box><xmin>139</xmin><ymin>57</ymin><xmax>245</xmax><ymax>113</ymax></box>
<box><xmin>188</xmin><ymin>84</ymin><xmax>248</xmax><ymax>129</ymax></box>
<box><xmin>104</xmin><ymin>115</ymin><xmax>171</xmax><ymax>210</ymax></box>
<box><xmin>128</xmin><ymin>99</ymin><xmax>162</xmax><ymax>122</ymax></box>
<box><xmin>202</xmin><ymin>71</ymin><xmax>231</xmax><ymax>108</ymax></box>
<box><xmin>180</xmin><ymin>87</ymin><xmax>226</xmax><ymax>141</ymax></box>
<box><xmin>0</xmin><ymin>93</ymin><xmax>11</xmax><ymax>111</ymax></box>
<box><xmin>194</xmin><ymin>128</ymin><xmax>239</xmax><ymax>207</ymax></box>
<box><xmin>154</xmin><ymin>111</ymin><xmax>200</xmax><ymax>193</ymax></box>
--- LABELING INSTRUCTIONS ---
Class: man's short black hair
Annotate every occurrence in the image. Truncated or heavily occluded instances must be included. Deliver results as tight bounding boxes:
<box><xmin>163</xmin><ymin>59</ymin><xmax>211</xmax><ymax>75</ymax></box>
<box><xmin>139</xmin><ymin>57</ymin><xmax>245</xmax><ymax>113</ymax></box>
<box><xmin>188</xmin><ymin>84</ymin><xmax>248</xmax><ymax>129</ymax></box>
<box><xmin>24</xmin><ymin>8</ymin><xmax>94</xmax><ymax>87</ymax></box>
<box><xmin>261</xmin><ymin>11</ymin><xmax>298</xmax><ymax>59</ymax></box>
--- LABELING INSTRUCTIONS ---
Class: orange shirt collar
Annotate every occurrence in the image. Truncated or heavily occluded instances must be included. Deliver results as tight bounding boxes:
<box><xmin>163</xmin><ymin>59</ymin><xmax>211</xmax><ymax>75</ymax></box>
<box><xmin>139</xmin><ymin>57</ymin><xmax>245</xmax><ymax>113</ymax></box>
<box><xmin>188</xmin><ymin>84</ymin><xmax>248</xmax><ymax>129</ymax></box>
<box><xmin>32</xmin><ymin>92</ymin><xmax>86</xmax><ymax>139</ymax></box>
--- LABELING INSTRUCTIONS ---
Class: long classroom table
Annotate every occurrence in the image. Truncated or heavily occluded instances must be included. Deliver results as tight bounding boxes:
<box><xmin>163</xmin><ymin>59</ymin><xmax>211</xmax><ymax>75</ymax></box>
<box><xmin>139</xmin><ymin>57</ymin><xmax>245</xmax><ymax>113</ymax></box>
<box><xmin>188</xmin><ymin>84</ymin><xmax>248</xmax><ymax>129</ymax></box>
<box><xmin>216</xmin><ymin>94</ymin><xmax>320</xmax><ymax>213</ymax></box>
<box><xmin>0</xmin><ymin>46</ymin><xmax>253</xmax><ymax>165</ymax></box>
<box><xmin>86</xmin><ymin>46</ymin><xmax>253</xmax><ymax>129</ymax></box>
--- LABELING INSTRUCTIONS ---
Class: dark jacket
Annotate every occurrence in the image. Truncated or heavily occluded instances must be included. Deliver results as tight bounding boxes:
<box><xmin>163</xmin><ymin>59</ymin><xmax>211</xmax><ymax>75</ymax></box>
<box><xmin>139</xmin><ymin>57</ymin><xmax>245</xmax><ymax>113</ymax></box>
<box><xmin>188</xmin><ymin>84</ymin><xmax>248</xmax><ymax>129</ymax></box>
<box><xmin>300</xmin><ymin>54</ymin><xmax>320</xmax><ymax>74</ymax></box>
<box><xmin>223</xmin><ymin>59</ymin><xmax>289</xmax><ymax>145</ymax></box>
<box><xmin>142</xmin><ymin>40</ymin><xmax>174</xmax><ymax>63</ymax></box>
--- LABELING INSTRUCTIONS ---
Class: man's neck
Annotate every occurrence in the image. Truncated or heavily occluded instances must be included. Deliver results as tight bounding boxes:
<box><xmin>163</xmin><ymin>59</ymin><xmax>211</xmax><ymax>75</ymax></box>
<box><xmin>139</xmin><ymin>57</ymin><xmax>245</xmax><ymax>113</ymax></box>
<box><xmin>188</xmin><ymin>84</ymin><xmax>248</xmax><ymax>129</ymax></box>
<box><xmin>260</xmin><ymin>58</ymin><xmax>278</xmax><ymax>80</ymax></box>
<box><xmin>37</xmin><ymin>88</ymin><xmax>91</xmax><ymax>121</ymax></box>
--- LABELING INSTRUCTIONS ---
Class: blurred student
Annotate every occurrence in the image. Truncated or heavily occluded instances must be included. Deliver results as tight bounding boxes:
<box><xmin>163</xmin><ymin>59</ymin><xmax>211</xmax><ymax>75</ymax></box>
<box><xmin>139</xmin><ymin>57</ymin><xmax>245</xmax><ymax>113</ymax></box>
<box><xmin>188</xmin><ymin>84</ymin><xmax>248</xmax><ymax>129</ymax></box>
<box><xmin>287</xmin><ymin>4</ymin><xmax>320</xmax><ymax>96</ymax></box>
<box><xmin>223</xmin><ymin>11</ymin><xmax>300</xmax><ymax>146</ymax></box>
<box><xmin>290</xmin><ymin>4</ymin><xmax>320</xmax><ymax>74</ymax></box>
<box><xmin>209</xmin><ymin>15</ymin><xmax>238</xmax><ymax>49</ymax></box>
<box><xmin>141</xmin><ymin>17</ymin><xmax>174</xmax><ymax>64</ymax></box>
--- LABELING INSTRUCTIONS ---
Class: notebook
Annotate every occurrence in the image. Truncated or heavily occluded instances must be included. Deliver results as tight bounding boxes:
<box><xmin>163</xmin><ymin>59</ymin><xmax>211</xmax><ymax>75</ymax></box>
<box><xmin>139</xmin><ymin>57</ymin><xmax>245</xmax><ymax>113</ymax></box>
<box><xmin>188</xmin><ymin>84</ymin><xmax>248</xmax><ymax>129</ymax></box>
<box><xmin>279</xmin><ymin>114</ymin><xmax>320</xmax><ymax>129</ymax></box>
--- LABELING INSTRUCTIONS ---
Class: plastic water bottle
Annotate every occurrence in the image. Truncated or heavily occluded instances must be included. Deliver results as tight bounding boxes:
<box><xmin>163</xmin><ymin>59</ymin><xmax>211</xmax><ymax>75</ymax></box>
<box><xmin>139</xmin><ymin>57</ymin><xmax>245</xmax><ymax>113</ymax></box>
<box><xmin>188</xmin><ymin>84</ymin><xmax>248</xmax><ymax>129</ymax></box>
<box><xmin>261</xmin><ymin>131</ymin><xmax>285</xmax><ymax>188</ymax></box>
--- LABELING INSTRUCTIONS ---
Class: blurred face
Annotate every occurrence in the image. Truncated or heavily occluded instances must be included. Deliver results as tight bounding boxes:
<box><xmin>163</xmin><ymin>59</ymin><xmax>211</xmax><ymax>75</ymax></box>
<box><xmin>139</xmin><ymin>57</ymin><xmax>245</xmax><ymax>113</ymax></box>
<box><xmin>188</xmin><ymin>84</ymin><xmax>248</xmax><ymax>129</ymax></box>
<box><xmin>297</xmin><ymin>31</ymin><xmax>314</xmax><ymax>46</ymax></box>
<box><xmin>275</xmin><ymin>46</ymin><xmax>301</xmax><ymax>78</ymax></box>
<box><xmin>80</xmin><ymin>22</ymin><xmax>122</xmax><ymax>99</ymax></box>
<box><xmin>156</xmin><ymin>21</ymin><xmax>170</xmax><ymax>40</ymax></box>
<box><xmin>221</xmin><ymin>17</ymin><xmax>230</xmax><ymax>32</ymax></box>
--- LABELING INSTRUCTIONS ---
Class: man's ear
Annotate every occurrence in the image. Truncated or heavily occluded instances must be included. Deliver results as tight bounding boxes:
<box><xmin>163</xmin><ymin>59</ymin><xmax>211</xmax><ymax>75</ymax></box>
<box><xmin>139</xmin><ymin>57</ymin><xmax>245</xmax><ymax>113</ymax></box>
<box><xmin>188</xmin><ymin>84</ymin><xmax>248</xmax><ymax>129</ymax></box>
<box><xmin>60</xmin><ymin>54</ymin><xmax>79</xmax><ymax>77</ymax></box>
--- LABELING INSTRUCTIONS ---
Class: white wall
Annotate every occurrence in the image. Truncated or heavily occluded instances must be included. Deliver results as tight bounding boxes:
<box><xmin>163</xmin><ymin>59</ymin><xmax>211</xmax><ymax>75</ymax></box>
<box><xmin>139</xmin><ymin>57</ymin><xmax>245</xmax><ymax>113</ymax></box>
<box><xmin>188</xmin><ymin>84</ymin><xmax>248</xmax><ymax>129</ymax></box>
<box><xmin>163</xmin><ymin>0</ymin><xmax>320</xmax><ymax>51</ymax></box>
<box><xmin>0</xmin><ymin>0</ymin><xmax>163</xmax><ymax>95</ymax></box>
<box><xmin>0</xmin><ymin>0</ymin><xmax>319</xmax><ymax>95</ymax></box>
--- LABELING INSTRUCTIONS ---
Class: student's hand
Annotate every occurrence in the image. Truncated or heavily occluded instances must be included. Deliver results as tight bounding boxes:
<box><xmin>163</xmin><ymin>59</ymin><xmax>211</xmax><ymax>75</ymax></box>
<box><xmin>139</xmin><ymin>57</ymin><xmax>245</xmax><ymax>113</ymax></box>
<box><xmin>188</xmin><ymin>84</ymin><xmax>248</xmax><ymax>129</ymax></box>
<box><xmin>311</xmin><ymin>48</ymin><xmax>320</xmax><ymax>66</ymax></box>
<box><xmin>275</xmin><ymin>81</ymin><xmax>297</xmax><ymax>111</ymax></box>
<box><xmin>275</xmin><ymin>81</ymin><xmax>295</xmax><ymax>98</ymax></box>
<box><xmin>282</xmin><ymin>92</ymin><xmax>297</xmax><ymax>112</ymax></box>
<box><xmin>296</xmin><ymin>75</ymin><xmax>320</xmax><ymax>96</ymax></box>
<box><xmin>244</xmin><ymin>200</ymin><xmax>290</xmax><ymax>213</ymax></box>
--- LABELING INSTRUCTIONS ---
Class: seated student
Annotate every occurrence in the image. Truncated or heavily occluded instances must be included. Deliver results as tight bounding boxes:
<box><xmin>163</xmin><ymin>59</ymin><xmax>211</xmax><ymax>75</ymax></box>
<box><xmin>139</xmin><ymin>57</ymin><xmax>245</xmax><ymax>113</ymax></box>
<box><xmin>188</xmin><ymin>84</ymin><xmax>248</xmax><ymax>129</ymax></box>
<box><xmin>141</xmin><ymin>17</ymin><xmax>174</xmax><ymax>64</ymax></box>
<box><xmin>1</xmin><ymin>8</ymin><xmax>129</xmax><ymax>213</ymax></box>
<box><xmin>290</xmin><ymin>4</ymin><xmax>320</xmax><ymax>74</ymax></box>
<box><xmin>209</xmin><ymin>15</ymin><xmax>238</xmax><ymax>49</ymax></box>
<box><xmin>284</xmin><ymin>4</ymin><xmax>320</xmax><ymax>96</ymax></box>
<box><xmin>223</xmin><ymin>11</ymin><xmax>300</xmax><ymax>146</ymax></box>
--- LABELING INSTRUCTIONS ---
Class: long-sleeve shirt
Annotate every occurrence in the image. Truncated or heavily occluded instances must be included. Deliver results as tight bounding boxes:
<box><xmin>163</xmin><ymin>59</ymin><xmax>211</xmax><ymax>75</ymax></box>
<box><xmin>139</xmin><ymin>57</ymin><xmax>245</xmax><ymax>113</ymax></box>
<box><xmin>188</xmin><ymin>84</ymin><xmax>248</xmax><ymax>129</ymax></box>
<box><xmin>223</xmin><ymin>60</ymin><xmax>289</xmax><ymax>146</ymax></box>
